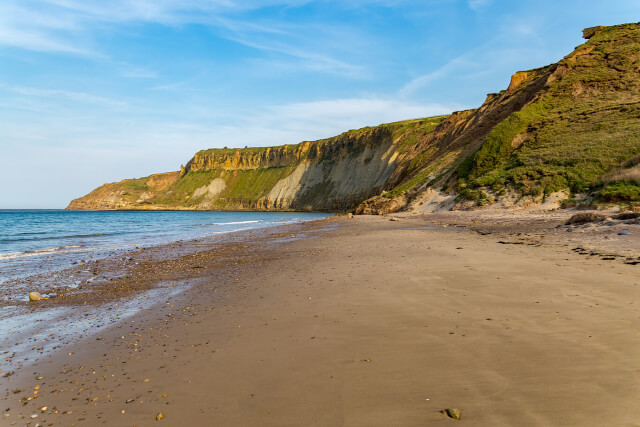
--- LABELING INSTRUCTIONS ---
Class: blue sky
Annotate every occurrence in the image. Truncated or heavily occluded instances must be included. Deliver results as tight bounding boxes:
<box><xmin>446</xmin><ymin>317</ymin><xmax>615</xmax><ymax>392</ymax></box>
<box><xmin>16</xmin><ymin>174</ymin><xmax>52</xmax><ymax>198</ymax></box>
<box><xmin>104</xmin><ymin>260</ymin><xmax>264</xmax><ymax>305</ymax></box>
<box><xmin>1</xmin><ymin>0</ymin><xmax>639</xmax><ymax>208</ymax></box>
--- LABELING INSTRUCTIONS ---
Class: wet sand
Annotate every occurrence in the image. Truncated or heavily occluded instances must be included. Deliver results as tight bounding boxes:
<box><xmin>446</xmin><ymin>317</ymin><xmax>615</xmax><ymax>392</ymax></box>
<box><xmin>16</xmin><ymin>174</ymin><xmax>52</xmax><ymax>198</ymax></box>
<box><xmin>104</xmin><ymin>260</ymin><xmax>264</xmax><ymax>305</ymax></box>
<box><xmin>1</xmin><ymin>213</ymin><xmax>639</xmax><ymax>426</ymax></box>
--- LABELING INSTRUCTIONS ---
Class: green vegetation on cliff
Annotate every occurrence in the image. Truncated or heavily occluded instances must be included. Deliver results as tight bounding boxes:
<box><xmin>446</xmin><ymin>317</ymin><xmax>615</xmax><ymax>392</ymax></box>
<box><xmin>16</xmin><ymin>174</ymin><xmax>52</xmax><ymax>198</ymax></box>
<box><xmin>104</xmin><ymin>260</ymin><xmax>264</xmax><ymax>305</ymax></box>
<box><xmin>457</xmin><ymin>23</ymin><xmax>640</xmax><ymax>203</ymax></box>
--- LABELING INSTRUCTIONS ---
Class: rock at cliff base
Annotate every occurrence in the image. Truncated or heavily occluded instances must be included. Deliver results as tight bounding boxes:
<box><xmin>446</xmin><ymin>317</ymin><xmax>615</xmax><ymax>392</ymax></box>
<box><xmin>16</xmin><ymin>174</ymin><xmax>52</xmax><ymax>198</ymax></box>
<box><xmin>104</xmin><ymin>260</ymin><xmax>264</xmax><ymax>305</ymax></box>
<box><xmin>347</xmin><ymin>213</ymin><xmax>353</xmax><ymax>219</ymax></box>
<box><xmin>565</xmin><ymin>212</ymin><xmax>606</xmax><ymax>225</ymax></box>
<box><xmin>613</xmin><ymin>212</ymin><xmax>640</xmax><ymax>220</ymax></box>
<box><xmin>28</xmin><ymin>292</ymin><xmax>43</xmax><ymax>301</ymax></box>
<box><xmin>443</xmin><ymin>408</ymin><xmax>461</xmax><ymax>420</ymax></box>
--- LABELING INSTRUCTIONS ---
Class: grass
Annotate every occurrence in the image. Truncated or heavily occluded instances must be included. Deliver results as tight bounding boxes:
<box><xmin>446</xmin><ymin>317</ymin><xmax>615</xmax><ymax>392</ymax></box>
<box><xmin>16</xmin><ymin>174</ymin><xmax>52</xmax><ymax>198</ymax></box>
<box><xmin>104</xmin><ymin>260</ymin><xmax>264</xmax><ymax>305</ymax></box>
<box><xmin>121</xmin><ymin>178</ymin><xmax>149</xmax><ymax>192</ymax></box>
<box><xmin>457</xmin><ymin>23</ymin><xmax>640</xmax><ymax>201</ymax></box>
<box><xmin>218</xmin><ymin>165</ymin><xmax>298</xmax><ymax>200</ymax></box>
<box><xmin>384</xmin><ymin>116</ymin><xmax>448</xmax><ymax>154</ymax></box>
<box><xmin>156</xmin><ymin>171</ymin><xmax>219</xmax><ymax>205</ymax></box>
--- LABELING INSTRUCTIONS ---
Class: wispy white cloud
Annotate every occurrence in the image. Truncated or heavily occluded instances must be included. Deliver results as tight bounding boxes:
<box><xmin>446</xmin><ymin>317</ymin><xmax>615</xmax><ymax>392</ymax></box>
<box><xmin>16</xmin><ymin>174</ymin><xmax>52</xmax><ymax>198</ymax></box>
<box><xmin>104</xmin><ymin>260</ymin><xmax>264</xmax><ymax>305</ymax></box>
<box><xmin>224</xmin><ymin>34</ymin><xmax>363</xmax><ymax>76</ymax></box>
<box><xmin>399</xmin><ymin>55</ymin><xmax>475</xmax><ymax>97</ymax></box>
<box><xmin>0</xmin><ymin>0</ymin><xmax>366</xmax><ymax>75</ymax></box>
<box><xmin>399</xmin><ymin>15</ymin><xmax>548</xmax><ymax>97</ymax></box>
<box><xmin>6</xmin><ymin>86</ymin><xmax>128</xmax><ymax>109</ymax></box>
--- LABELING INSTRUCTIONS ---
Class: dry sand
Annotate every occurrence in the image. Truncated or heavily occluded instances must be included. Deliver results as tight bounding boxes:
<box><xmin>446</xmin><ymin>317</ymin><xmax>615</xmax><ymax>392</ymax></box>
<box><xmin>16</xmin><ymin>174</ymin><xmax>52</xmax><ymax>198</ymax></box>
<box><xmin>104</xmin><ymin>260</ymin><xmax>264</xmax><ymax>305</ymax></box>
<box><xmin>1</xmin><ymin>212</ymin><xmax>639</xmax><ymax>426</ymax></box>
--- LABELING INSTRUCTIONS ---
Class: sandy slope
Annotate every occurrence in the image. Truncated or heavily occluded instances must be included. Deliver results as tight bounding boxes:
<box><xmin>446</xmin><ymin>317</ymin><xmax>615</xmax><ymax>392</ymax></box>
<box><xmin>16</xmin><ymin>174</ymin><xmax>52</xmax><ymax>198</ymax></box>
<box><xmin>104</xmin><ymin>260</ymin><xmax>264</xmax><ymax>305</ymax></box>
<box><xmin>1</xmin><ymin>214</ymin><xmax>639</xmax><ymax>426</ymax></box>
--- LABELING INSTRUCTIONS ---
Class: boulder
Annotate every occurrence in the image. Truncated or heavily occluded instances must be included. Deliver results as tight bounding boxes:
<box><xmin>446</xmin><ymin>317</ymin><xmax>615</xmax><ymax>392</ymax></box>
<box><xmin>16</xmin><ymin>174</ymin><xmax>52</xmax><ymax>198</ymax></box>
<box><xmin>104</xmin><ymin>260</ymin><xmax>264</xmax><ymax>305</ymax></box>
<box><xmin>28</xmin><ymin>292</ymin><xmax>43</xmax><ymax>301</ymax></box>
<box><xmin>565</xmin><ymin>212</ymin><xmax>605</xmax><ymax>225</ymax></box>
<box><xmin>613</xmin><ymin>212</ymin><xmax>640</xmax><ymax>221</ymax></box>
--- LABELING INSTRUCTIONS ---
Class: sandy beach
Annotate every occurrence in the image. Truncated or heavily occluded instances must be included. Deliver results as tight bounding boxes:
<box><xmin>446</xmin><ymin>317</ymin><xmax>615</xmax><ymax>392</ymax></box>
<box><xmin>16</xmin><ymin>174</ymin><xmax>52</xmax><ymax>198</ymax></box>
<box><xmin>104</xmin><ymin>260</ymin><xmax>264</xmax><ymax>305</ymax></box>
<box><xmin>1</xmin><ymin>212</ymin><xmax>639</xmax><ymax>426</ymax></box>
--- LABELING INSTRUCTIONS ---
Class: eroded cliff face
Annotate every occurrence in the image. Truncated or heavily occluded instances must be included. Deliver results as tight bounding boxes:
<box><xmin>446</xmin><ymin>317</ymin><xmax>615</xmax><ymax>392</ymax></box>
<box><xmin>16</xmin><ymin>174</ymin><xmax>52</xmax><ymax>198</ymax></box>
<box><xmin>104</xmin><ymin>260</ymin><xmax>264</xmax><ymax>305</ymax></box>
<box><xmin>68</xmin><ymin>23</ymin><xmax>640</xmax><ymax>213</ymax></box>
<box><xmin>67</xmin><ymin>126</ymin><xmax>404</xmax><ymax>211</ymax></box>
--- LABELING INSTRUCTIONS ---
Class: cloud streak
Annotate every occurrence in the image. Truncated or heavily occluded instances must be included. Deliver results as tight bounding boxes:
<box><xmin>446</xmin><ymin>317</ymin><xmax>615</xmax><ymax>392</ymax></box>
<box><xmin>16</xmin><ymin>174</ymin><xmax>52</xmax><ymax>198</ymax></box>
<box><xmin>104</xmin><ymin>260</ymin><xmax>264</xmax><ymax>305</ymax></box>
<box><xmin>0</xmin><ymin>0</ymin><xmax>369</xmax><ymax>76</ymax></box>
<box><xmin>6</xmin><ymin>86</ymin><xmax>128</xmax><ymax>109</ymax></box>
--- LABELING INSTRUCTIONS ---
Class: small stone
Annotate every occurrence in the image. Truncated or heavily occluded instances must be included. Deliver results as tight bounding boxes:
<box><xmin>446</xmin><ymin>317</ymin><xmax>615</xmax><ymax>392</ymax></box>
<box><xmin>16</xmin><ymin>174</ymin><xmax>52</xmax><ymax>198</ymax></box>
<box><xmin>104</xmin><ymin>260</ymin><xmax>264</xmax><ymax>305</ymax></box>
<box><xmin>29</xmin><ymin>292</ymin><xmax>43</xmax><ymax>301</ymax></box>
<box><xmin>390</xmin><ymin>217</ymin><xmax>400</xmax><ymax>222</ymax></box>
<box><xmin>444</xmin><ymin>408</ymin><xmax>461</xmax><ymax>420</ymax></box>
<box><xmin>347</xmin><ymin>213</ymin><xmax>353</xmax><ymax>219</ymax></box>
<box><xmin>618</xmin><ymin>231</ymin><xmax>631</xmax><ymax>236</ymax></box>
<box><xmin>156</xmin><ymin>412</ymin><xmax>164</xmax><ymax>420</ymax></box>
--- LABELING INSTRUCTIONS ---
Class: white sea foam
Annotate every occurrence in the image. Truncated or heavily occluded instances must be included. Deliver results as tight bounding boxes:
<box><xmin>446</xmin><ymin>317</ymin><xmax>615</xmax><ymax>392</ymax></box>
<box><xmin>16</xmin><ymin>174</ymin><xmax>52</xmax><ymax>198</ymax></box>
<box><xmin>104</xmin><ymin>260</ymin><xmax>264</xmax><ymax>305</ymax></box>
<box><xmin>0</xmin><ymin>244</ymin><xmax>83</xmax><ymax>260</ymax></box>
<box><xmin>209</xmin><ymin>220</ymin><xmax>263</xmax><ymax>225</ymax></box>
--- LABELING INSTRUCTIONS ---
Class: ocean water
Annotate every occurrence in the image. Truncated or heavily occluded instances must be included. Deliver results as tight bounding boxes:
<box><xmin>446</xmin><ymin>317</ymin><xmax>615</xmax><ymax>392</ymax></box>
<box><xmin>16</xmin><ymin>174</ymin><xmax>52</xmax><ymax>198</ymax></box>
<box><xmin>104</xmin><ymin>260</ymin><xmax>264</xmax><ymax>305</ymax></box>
<box><xmin>0</xmin><ymin>210</ymin><xmax>329</xmax><ymax>282</ymax></box>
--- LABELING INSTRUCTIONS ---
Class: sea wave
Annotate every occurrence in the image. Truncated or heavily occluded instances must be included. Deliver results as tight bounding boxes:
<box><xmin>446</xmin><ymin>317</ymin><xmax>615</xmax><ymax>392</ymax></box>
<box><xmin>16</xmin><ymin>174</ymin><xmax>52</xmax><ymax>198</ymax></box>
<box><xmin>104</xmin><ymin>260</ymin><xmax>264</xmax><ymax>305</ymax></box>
<box><xmin>208</xmin><ymin>220</ymin><xmax>263</xmax><ymax>225</ymax></box>
<box><xmin>0</xmin><ymin>232</ymin><xmax>121</xmax><ymax>244</ymax></box>
<box><xmin>0</xmin><ymin>244</ymin><xmax>84</xmax><ymax>260</ymax></box>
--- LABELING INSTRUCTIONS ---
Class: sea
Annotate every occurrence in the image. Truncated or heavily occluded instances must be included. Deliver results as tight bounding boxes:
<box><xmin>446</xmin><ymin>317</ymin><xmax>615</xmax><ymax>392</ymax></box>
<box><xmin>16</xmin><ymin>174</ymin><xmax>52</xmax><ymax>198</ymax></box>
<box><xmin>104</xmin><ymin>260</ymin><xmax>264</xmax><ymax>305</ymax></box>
<box><xmin>0</xmin><ymin>209</ymin><xmax>330</xmax><ymax>283</ymax></box>
<box><xmin>0</xmin><ymin>210</ymin><xmax>330</xmax><ymax>371</ymax></box>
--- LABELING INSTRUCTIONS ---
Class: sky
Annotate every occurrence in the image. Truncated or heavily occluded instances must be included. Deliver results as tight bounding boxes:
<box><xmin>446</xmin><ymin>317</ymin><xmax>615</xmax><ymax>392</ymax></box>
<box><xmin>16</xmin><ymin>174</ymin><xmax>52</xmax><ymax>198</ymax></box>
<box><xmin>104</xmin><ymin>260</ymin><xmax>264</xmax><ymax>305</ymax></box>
<box><xmin>1</xmin><ymin>0</ymin><xmax>639</xmax><ymax>208</ymax></box>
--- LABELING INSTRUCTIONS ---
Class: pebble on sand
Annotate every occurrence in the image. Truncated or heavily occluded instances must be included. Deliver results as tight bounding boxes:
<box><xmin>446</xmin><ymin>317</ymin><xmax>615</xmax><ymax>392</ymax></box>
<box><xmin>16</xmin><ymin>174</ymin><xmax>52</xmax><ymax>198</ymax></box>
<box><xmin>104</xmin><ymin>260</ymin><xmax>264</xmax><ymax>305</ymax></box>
<box><xmin>156</xmin><ymin>412</ymin><xmax>165</xmax><ymax>420</ymax></box>
<box><xmin>444</xmin><ymin>408</ymin><xmax>461</xmax><ymax>420</ymax></box>
<box><xmin>28</xmin><ymin>292</ymin><xmax>43</xmax><ymax>301</ymax></box>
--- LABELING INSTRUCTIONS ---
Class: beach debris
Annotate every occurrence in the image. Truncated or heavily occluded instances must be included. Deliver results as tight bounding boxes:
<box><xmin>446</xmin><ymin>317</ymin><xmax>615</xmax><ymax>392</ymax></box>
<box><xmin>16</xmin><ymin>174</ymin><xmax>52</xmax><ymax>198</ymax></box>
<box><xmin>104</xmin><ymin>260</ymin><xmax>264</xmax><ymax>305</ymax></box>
<box><xmin>347</xmin><ymin>213</ymin><xmax>353</xmax><ymax>219</ymax></box>
<box><xmin>443</xmin><ymin>408</ymin><xmax>461</xmax><ymax>420</ymax></box>
<box><xmin>390</xmin><ymin>217</ymin><xmax>400</xmax><ymax>222</ymax></box>
<box><xmin>618</xmin><ymin>231</ymin><xmax>631</xmax><ymax>235</ymax></box>
<box><xmin>156</xmin><ymin>412</ymin><xmax>164</xmax><ymax>420</ymax></box>
<box><xmin>28</xmin><ymin>292</ymin><xmax>43</xmax><ymax>301</ymax></box>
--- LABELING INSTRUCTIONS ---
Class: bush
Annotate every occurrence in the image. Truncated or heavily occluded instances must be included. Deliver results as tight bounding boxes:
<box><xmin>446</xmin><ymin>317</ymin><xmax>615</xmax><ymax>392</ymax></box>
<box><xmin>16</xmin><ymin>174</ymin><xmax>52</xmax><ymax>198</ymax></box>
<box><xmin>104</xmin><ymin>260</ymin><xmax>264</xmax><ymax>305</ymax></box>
<box><xmin>600</xmin><ymin>181</ymin><xmax>640</xmax><ymax>202</ymax></box>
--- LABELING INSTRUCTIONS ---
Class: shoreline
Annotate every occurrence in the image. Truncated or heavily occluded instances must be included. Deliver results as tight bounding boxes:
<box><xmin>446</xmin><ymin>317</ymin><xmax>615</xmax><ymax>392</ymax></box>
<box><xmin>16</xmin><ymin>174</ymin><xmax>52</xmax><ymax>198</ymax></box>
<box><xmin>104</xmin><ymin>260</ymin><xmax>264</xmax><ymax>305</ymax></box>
<box><xmin>0</xmin><ymin>212</ymin><xmax>332</xmax><ymax>302</ymax></box>
<box><xmin>1</xmin><ymin>211</ymin><xmax>639</xmax><ymax>426</ymax></box>
<box><xmin>0</xmin><ymin>218</ymin><xmax>335</xmax><ymax>378</ymax></box>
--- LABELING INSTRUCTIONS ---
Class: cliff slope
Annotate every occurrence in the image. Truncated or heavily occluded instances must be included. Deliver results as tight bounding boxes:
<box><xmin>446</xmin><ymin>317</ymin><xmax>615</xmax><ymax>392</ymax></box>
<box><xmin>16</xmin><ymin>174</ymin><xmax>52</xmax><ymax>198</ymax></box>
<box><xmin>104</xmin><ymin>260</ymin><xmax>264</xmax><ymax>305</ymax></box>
<box><xmin>68</xmin><ymin>23</ymin><xmax>640</xmax><ymax>212</ymax></box>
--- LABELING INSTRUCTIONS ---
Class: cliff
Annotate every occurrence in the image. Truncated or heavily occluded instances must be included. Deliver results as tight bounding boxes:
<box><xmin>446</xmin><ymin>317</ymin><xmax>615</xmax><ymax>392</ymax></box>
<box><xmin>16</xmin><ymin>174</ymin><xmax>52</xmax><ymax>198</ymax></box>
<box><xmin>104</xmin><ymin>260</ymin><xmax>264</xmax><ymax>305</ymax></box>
<box><xmin>68</xmin><ymin>23</ymin><xmax>640</xmax><ymax>213</ymax></box>
<box><xmin>67</xmin><ymin>124</ymin><xmax>425</xmax><ymax>211</ymax></box>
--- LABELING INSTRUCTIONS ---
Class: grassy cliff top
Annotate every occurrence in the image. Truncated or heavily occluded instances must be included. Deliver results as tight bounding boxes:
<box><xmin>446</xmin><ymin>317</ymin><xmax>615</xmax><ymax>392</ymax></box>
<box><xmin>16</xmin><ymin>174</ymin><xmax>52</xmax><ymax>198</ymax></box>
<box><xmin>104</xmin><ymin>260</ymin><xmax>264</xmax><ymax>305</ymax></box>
<box><xmin>192</xmin><ymin>115</ymin><xmax>451</xmax><ymax>157</ymax></box>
